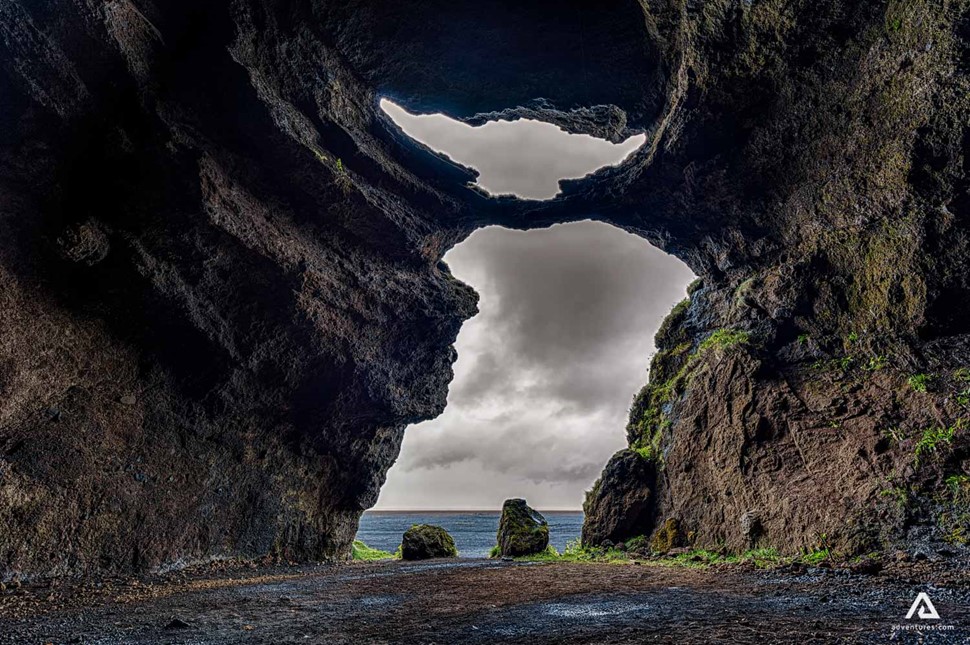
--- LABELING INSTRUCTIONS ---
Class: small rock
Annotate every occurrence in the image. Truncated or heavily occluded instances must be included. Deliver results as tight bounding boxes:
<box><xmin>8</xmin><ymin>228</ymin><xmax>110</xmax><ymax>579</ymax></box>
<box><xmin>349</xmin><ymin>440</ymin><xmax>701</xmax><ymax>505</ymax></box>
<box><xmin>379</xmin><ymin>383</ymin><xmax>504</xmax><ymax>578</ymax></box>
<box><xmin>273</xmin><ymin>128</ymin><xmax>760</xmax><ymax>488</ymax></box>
<box><xmin>601</xmin><ymin>539</ymin><xmax>615</xmax><ymax>549</ymax></box>
<box><xmin>849</xmin><ymin>558</ymin><xmax>882</xmax><ymax>575</ymax></box>
<box><xmin>164</xmin><ymin>618</ymin><xmax>190</xmax><ymax>630</ymax></box>
<box><xmin>615</xmin><ymin>542</ymin><xmax>627</xmax><ymax>552</ymax></box>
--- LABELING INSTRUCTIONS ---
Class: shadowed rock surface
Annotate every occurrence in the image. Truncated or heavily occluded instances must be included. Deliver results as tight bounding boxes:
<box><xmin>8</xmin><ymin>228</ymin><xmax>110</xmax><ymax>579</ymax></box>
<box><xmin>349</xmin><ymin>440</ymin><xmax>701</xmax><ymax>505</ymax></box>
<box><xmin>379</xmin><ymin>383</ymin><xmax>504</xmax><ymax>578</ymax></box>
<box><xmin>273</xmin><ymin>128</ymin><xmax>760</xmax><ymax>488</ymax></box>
<box><xmin>400</xmin><ymin>525</ymin><xmax>458</xmax><ymax>561</ymax></box>
<box><xmin>496</xmin><ymin>499</ymin><xmax>549</xmax><ymax>557</ymax></box>
<box><xmin>0</xmin><ymin>0</ymin><xmax>969</xmax><ymax>578</ymax></box>
<box><xmin>582</xmin><ymin>450</ymin><xmax>657</xmax><ymax>547</ymax></box>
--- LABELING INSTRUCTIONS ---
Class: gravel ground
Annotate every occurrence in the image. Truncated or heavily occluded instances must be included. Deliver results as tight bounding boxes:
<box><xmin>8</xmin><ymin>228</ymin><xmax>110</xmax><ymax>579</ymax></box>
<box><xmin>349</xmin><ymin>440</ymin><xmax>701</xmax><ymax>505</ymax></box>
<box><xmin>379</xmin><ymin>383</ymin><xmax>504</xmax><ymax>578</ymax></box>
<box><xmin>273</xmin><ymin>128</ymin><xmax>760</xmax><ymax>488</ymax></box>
<box><xmin>1</xmin><ymin>558</ymin><xmax>968</xmax><ymax>644</ymax></box>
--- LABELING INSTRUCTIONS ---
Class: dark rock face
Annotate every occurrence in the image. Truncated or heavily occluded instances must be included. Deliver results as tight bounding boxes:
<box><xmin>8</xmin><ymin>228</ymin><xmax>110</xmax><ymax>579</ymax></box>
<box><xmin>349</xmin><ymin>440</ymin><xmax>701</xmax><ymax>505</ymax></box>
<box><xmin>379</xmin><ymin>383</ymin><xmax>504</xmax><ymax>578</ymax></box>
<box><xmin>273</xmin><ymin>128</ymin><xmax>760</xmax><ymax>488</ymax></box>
<box><xmin>400</xmin><ymin>525</ymin><xmax>458</xmax><ymax>561</ymax></box>
<box><xmin>496</xmin><ymin>498</ymin><xmax>549</xmax><ymax>557</ymax></box>
<box><xmin>582</xmin><ymin>450</ymin><xmax>657</xmax><ymax>546</ymax></box>
<box><xmin>1</xmin><ymin>0</ymin><xmax>969</xmax><ymax>578</ymax></box>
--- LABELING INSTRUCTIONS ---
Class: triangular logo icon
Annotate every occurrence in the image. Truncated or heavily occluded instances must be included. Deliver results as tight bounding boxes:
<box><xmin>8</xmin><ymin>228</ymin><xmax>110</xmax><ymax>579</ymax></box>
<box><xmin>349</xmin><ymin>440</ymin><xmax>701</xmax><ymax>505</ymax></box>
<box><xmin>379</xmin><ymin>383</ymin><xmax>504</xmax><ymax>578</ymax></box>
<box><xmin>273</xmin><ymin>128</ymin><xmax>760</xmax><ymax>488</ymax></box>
<box><xmin>905</xmin><ymin>592</ymin><xmax>940</xmax><ymax>620</ymax></box>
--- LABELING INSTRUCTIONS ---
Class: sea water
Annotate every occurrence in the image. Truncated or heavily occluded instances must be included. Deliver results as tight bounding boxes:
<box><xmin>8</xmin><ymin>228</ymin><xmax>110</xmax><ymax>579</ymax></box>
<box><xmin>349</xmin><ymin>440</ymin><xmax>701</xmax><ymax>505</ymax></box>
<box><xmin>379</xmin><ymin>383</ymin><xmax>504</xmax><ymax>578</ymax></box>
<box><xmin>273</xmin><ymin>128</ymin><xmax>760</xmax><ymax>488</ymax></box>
<box><xmin>356</xmin><ymin>510</ymin><xmax>584</xmax><ymax>558</ymax></box>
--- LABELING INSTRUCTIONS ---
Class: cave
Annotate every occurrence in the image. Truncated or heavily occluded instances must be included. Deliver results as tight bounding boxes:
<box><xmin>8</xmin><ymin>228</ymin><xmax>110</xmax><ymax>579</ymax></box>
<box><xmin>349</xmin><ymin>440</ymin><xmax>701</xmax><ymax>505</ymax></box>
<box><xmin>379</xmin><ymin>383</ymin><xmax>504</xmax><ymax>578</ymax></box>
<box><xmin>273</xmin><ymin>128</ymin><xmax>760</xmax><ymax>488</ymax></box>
<box><xmin>1</xmin><ymin>0</ymin><xmax>969</xmax><ymax>581</ymax></box>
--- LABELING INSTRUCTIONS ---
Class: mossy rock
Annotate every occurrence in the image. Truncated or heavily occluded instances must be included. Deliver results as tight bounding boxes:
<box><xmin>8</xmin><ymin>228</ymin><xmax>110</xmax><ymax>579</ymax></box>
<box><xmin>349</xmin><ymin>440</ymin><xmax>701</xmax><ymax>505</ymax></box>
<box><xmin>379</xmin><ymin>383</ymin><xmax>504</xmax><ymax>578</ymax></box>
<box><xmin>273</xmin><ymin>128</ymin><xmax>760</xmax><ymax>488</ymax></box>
<box><xmin>400</xmin><ymin>524</ymin><xmax>458</xmax><ymax>560</ymax></box>
<box><xmin>650</xmin><ymin>517</ymin><xmax>683</xmax><ymax>554</ymax></box>
<box><xmin>496</xmin><ymin>498</ymin><xmax>549</xmax><ymax>557</ymax></box>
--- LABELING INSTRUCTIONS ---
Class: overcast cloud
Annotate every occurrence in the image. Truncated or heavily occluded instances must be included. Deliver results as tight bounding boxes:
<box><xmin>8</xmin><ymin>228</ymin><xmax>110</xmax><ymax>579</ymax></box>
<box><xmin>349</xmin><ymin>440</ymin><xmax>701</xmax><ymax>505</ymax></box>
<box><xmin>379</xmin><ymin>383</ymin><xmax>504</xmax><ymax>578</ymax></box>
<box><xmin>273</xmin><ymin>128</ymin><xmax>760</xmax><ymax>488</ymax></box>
<box><xmin>380</xmin><ymin>99</ymin><xmax>645</xmax><ymax>200</ymax></box>
<box><xmin>374</xmin><ymin>103</ymin><xmax>695</xmax><ymax>510</ymax></box>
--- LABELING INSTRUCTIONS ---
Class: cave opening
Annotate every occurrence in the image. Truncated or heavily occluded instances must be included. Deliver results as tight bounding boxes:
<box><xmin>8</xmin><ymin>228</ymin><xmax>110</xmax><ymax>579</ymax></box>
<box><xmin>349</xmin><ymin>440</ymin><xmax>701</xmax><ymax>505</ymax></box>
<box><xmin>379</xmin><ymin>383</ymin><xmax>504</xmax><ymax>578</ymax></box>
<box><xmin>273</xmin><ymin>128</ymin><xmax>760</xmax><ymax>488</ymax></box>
<box><xmin>360</xmin><ymin>221</ymin><xmax>695</xmax><ymax>555</ymax></box>
<box><xmin>380</xmin><ymin>99</ymin><xmax>646</xmax><ymax>200</ymax></box>
<box><xmin>358</xmin><ymin>97</ymin><xmax>694</xmax><ymax>557</ymax></box>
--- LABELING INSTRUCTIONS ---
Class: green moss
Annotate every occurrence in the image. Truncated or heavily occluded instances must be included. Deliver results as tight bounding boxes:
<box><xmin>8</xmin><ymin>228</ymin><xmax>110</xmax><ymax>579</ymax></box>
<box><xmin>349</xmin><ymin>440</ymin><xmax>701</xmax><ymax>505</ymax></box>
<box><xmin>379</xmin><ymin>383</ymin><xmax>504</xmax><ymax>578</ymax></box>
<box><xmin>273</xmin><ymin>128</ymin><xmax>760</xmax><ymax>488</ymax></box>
<box><xmin>488</xmin><ymin>544</ymin><xmax>501</xmax><ymax>558</ymax></box>
<box><xmin>351</xmin><ymin>540</ymin><xmax>396</xmax><ymax>561</ymax></box>
<box><xmin>650</xmin><ymin>518</ymin><xmax>682</xmax><ymax>553</ymax></box>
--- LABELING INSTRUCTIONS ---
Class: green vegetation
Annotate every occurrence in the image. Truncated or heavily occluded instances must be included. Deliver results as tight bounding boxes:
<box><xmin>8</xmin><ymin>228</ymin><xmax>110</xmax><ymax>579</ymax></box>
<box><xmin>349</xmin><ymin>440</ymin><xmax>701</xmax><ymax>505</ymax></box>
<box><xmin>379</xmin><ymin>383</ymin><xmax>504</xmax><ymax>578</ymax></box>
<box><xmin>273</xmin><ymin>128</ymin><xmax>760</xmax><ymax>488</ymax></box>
<box><xmin>650</xmin><ymin>518</ymin><xmax>682</xmax><ymax>553</ymax></box>
<box><xmin>913</xmin><ymin>420</ymin><xmax>962</xmax><ymax>465</ymax></box>
<box><xmin>881</xmin><ymin>426</ymin><xmax>904</xmax><ymax>444</ymax></box>
<box><xmin>954</xmin><ymin>367</ymin><xmax>970</xmax><ymax>382</ymax></box>
<box><xmin>880</xmin><ymin>485</ymin><xmax>909</xmax><ymax>510</ymax></box>
<box><xmin>801</xmin><ymin>548</ymin><xmax>830</xmax><ymax>565</ymax></box>
<box><xmin>797</xmin><ymin>334</ymin><xmax>810</xmax><ymax>345</ymax></box>
<box><xmin>864</xmin><ymin>355</ymin><xmax>888</xmax><ymax>371</ymax></box>
<box><xmin>628</xmin><ymin>326</ymin><xmax>753</xmax><ymax>465</ymax></box>
<box><xmin>511</xmin><ymin>541</ymin><xmax>841</xmax><ymax>570</ymax></box>
<box><xmin>698</xmin><ymin>329</ymin><xmax>751</xmax><ymax>352</ymax></box>
<box><xmin>351</xmin><ymin>540</ymin><xmax>397</xmax><ymax>561</ymax></box>
<box><xmin>945</xmin><ymin>474</ymin><xmax>970</xmax><ymax>498</ymax></box>
<box><xmin>959</xmin><ymin>390</ymin><xmax>970</xmax><ymax>407</ymax></box>
<box><xmin>908</xmin><ymin>373</ymin><xmax>932</xmax><ymax>392</ymax></box>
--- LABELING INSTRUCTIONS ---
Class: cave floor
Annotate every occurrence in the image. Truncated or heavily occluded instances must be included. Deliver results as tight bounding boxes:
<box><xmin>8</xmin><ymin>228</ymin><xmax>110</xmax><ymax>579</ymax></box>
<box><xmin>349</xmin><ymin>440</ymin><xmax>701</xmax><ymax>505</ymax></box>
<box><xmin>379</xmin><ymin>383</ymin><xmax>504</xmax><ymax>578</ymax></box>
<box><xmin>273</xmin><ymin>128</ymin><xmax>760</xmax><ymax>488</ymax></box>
<box><xmin>1</xmin><ymin>558</ymin><xmax>968</xmax><ymax>644</ymax></box>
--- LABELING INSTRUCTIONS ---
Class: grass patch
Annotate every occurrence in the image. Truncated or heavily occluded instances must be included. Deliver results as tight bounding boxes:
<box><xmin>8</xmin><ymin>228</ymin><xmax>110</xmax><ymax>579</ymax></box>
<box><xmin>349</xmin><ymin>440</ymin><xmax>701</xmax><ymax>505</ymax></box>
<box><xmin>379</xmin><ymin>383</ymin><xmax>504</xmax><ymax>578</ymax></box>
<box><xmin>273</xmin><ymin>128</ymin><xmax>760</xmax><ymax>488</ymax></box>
<box><xmin>511</xmin><ymin>542</ymin><xmax>829</xmax><ymax>571</ymax></box>
<box><xmin>698</xmin><ymin>329</ymin><xmax>750</xmax><ymax>352</ymax></box>
<box><xmin>801</xmin><ymin>548</ymin><xmax>830</xmax><ymax>565</ymax></box>
<box><xmin>351</xmin><ymin>540</ymin><xmax>397</xmax><ymax>561</ymax></box>
<box><xmin>908</xmin><ymin>373</ymin><xmax>933</xmax><ymax>392</ymax></box>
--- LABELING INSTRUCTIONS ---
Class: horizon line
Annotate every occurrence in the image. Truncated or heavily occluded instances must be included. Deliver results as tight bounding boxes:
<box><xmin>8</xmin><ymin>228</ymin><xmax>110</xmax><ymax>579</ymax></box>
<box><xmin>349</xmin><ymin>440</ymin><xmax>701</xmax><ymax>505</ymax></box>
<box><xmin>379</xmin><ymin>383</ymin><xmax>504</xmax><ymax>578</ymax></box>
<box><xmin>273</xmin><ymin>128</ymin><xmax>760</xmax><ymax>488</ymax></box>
<box><xmin>366</xmin><ymin>508</ymin><xmax>584</xmax><ymax>513</ymax></box>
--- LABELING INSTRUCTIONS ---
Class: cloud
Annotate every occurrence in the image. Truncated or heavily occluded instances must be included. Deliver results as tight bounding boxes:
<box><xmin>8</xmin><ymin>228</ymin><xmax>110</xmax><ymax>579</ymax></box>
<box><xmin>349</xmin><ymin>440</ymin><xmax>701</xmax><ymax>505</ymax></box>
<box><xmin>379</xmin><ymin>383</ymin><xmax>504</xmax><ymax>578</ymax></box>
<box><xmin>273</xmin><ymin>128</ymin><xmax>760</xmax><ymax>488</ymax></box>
<box><xmin>375</xmin><ymin>221</ymin><xmax>695</xmax><ymax>510</ymax></box>
<box><xmin>381</xmin><ymin>99</ymin><xmax>645</xmax><ymax>200</ymax></box>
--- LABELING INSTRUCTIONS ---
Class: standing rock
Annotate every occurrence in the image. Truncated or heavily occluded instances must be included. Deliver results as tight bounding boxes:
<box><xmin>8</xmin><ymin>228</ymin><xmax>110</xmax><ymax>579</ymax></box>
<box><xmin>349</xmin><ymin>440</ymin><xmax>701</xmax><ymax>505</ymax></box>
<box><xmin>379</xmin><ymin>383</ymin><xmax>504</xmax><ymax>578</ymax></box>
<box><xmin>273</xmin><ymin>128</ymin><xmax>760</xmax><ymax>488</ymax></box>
<box><xmin>496</xmin><ymin>498</ymin><xmax>549</xmax><ymax>557</ymax></box>
<box><xmin>400</xmin><ymin>525</ymin><xmax>458</xmax><ymax>560</ymax></box>
<box><xmin>582</xmin><ymin>450</ymin><xmax>657</xmax><ymax>546</ymax></box>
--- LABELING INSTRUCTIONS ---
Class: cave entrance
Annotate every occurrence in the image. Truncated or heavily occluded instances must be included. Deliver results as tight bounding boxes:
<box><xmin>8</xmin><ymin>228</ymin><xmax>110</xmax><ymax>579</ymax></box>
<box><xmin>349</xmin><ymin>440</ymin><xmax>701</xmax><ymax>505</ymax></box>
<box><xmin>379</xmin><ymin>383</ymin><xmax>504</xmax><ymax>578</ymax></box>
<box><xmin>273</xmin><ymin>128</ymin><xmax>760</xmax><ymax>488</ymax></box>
<box><xmin>363</xmin><ymin>221</ymin><xmax>694</xmax><ymax>555</ymax></box>
<box><xmin>358</xmin><ymin>100</ymin><xmax>695</xmax><ymax>557</ymax></box>
<box><xmin>380</xmin><ymin>99</ymin><xmax>646</xmax><ymax>200</ymax></box>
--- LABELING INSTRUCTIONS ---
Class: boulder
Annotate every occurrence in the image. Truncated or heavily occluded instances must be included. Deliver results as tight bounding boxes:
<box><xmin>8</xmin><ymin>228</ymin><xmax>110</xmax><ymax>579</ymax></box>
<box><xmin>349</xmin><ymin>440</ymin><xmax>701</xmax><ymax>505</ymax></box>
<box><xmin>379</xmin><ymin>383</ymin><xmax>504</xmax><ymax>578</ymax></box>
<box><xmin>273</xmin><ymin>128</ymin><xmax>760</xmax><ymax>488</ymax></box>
<box><xmin>496</xmin><ymin>498</ymin><xmax>549</xmax><ymax>557</ymax></box>
<box><xmin>400</xmin><ymin>525</ymin><xmax>458</xmax><ymax>560</ymax></box>
<box><xmin>581</xmin><ymin>450</ymin><xmax>657</xmax><ymax>546</ymax></box>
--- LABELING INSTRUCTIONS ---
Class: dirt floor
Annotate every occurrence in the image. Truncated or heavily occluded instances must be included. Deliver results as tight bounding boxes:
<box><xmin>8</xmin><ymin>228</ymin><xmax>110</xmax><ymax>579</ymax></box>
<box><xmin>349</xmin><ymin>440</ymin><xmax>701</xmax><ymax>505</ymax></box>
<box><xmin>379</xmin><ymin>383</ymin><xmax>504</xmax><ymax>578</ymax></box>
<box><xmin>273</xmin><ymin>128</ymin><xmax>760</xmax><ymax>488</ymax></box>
<box><xmin>1</xmin><ymin>558</ymin><xmax>968</xmax><ymax>644</ymax></box>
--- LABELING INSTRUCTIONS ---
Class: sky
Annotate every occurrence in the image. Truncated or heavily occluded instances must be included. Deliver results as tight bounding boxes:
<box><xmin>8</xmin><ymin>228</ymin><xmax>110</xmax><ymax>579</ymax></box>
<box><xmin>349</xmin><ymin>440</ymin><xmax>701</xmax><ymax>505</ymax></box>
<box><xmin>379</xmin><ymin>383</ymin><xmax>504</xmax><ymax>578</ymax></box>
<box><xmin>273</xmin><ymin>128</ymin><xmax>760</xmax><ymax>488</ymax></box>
<box><xmin>374</xmin><ymin>101</ymin><xmax>695</xmax><ymax>510</ymax></box>
<box><xmin>380</xmin><ymin>99</ymin><xmax>645</xmax><ymax>200</ymax></box>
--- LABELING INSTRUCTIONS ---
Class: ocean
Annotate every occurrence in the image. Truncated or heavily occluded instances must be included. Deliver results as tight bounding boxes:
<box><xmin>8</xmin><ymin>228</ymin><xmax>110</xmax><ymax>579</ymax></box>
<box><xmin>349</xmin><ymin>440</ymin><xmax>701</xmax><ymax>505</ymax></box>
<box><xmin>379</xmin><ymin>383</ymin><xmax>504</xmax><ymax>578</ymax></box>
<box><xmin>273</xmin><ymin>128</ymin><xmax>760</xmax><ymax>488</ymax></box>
<box><xmin>356</xmin><ymin>510</ymin><xmax>584</xmax><ymax>558</ymax></box>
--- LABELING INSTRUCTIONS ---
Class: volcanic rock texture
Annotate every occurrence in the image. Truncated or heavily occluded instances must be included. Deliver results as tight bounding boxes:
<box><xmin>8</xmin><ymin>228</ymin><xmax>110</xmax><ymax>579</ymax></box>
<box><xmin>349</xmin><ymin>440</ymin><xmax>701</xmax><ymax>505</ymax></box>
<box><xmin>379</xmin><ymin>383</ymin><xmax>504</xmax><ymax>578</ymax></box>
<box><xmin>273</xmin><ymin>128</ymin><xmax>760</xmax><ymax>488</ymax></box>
<box><xmin>0</xmin><ymin>0</ymin><xmax>968</xmax><ymax>577</ymax></box>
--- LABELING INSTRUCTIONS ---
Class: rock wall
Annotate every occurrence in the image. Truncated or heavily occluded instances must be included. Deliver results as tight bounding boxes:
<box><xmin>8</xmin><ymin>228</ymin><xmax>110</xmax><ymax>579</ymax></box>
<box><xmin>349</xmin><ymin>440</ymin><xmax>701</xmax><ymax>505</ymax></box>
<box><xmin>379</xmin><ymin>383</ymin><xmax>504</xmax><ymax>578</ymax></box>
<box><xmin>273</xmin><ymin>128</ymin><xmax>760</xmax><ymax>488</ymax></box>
<box><xmin>0</xmin><ymin>0</ymin><xmax>968</xmax><ymax>577</ymax></box>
